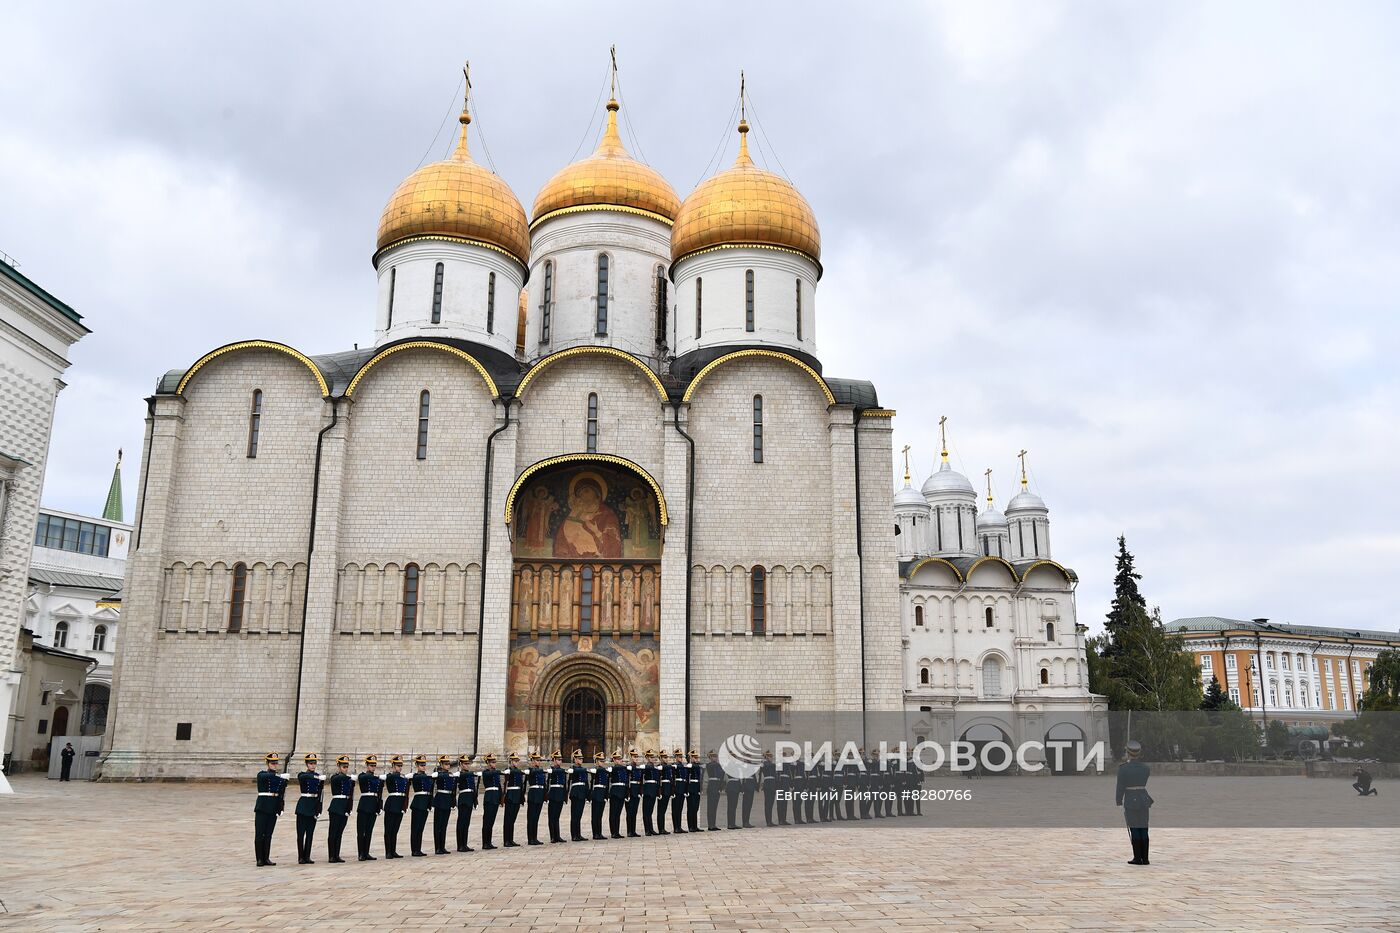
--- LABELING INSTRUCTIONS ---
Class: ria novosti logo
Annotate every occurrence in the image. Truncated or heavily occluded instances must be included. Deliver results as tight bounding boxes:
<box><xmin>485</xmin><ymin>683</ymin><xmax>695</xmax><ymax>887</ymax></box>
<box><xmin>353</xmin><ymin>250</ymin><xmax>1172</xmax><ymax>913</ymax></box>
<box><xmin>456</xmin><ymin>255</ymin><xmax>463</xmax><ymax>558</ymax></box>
<box><xmin>718</xmin><ymin>733</ymin><xmax>764</xmax><ymax>779</ymax></box>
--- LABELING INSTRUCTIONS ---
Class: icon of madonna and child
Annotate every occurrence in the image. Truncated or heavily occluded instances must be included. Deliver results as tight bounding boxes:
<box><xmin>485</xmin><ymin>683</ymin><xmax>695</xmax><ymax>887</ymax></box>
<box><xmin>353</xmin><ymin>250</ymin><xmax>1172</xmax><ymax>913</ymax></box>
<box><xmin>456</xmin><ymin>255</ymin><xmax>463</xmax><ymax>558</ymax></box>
<box><xmin>514</xmin><ymin>466</ymin><xmax>661</xmax><ymax>561</ymax></box>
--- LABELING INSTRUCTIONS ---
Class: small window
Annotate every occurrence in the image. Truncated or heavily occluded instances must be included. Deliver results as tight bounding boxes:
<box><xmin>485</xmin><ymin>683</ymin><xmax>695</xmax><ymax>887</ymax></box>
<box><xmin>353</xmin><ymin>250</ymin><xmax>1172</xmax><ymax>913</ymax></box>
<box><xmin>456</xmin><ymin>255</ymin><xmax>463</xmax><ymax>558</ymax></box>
<box><xmin>40</xmin><ymin>691</ymin><xmax>50</xmax><ymax>706</ymax></box>
<box><xmin>38</xmin><ymin>719</ymin><xmax>48</xmax><ymax>735</ymax></box>
<box><xmin>431</xmin><ymin>262</ymin><xmax>444</xmax><ymax>323</ymax></box>
<box><xmin>579</xmin><ymin>567</ymin><xmax>594</xmax><ymax>634</ymax></box>
<box><xmin>1226</xmin><ymin>654</ymin><xmax>1237</xmax><ymax>670</ymax></box>
<box><xmin>655</xmin><ymin>267</ymin><xmax>668</xmax><ymax>346</ymax></box>
<box><xmin>401</xmin><ymin>564</ymin><xmax>420</xmax><ymax>634</ymax></box>
<box><xmin>228</xmin><ymin>563</ymin><xmax>247</xmax><ymax>633</ymax></box>
<box><xmin>486</xmin><ymin>272</ymin><xmax>496</xmax><ymax>334</ymax></box>
<box><xmin>92</xmin><ymin>624</ymin><xmax>108</xmax><ymax>652</ymax></box>
<box><xmin>745</xmin><ymin>269</ymin><xmax>755</xmax><ymax>332</ymax></box>
<box><xmin>984</xmin><ymin>607</ymin><xmax>994</xmax><ymax>628</ymax></box>
<box><xmin>919</xmin><ymin>667</ymin><xmax>930</xmax><ymax>685</ymax></box>
<box><xmin>914</xmin><ymin>605</ymin><xmax>924</xmax><ymax>627</ymax></box>
<box><xmin>54</xmin><ymin>620</ymin><xmax>69</xmax><ymax>649</ymax></box>
<box><xmin>763</xmin><ymin>703</ymin><xmax>782</xmax><ymax>727</ymax></box>
<box><xmin>541</xmin><ymin>261</ymin><xmax>554</xmax><ymax>342</ymax></box>
<box><xmin>1200</xmin><ymin>653</ymin><xmax>1212</xmax><ymax>670</ymax></box>
<box><xmin>1040</xmin><ymin>668</ymin><xmax>1049</xmax><ymax>685</ymax></box>
<box><xmin>751</xmin><ymin>567</ymin><xmax>766</xmax><ymax>635</ymax></box>
<box><xmin>387</xmin><ymin>266</ymin><xmax>397</xmax><ymax>328</ymax></box>
<box><xmin>1045</xmin><ymin>622</ymin><xmax>1055</xmax><ymax>642</ymax></box>
<box><xmin>247</xmin><ymin>389</ymin><xmax>263</xmax><ymax>459</ymax></box>
<box><xmin>795</xmin><ymin>278</ymin><xmax>802</xmax><ymax>340</ymax></box>
<box><xmin>596</xmin><ymin>254</ymin><xmax>609</xmax><ymax>336</ymax></box>
<box><xmin>416</xmin><ymin>390</ymin><xmax>430</xmax><ymax>460</ymax></box>
<box><xmin>586</xmin><ymin>393</ymin><xmax>599</xmax><ymax>453</ymax></box>
<box><xmin>1229</xmin><ymin>688</ymin><xmax>1241</xmax><ymax>705</ymax></box>
<box><xmin>752</xmin><ymin>395</ymin><xmax>764</xmax><ymax>464</ymax></box>
<box><xmin>695</xmin><ymin>277</ymin><xmax>702</xmax><ymax>338</ymax></box>
<box><xmin>982</xmin><ymin>657</ymin><xmax>1002</xmax><ymax>696</ymax></box>
<box><xmin>175</xmin><ymin>722</ymin><xmax>193</xmax><ymax>741</ymax></box>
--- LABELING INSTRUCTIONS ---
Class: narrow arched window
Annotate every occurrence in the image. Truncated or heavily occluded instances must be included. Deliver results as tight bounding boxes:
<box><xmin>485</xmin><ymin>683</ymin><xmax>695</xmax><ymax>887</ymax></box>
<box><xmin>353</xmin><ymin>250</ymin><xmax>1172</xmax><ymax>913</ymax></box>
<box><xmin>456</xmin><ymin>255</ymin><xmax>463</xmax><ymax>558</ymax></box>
<box><xmin>579</xmin><ymin>567</ymin><xmax>594</xmax><ymax>634</ymax></box>
<box><xmin>486</xmin><ymin>272</ymin><xmax>496</xmax><ymax>334</ymax></box>
<box><xmin>92</xmin><ymin>624</ymin><xmax>107</xmax><ymax>652</ymax></box>
<box><xmin>920</xmin><ymin>667</ymin><xmax>930</xmax><ymax>685</ymax></box>
<box><xmin>745</xmin><ymin>269</ymin><xmax>755</xmax><ymax>332</ymax></box>
<box><xmin>387</xmin><ymin>267</ymin><xmax>397</xmax><ymax>328</ymax></box>
<box><xmin>416</xmin><ymin>390</ymin><xmax>430</xmax><ymax>460</ymax></box>
<box><xmin>983</xmin><ymin>535</ymin><xmax>990</xmax><ymax>556</ymax></box>
<box><xmin>795</xmin><ymin>278</ymin><xmax>803</xmax><ymax>340</ymax></box>
<box><xmin>957</xmin><ymin>508</ymin><xmax>964</xmax><ymax>551</ymax></box>
<box><xmin>596</xmin><ymin>254</ymin><xmax>609</xmax><ymax>336</ymax></box>
<box><xmin>54</xmin><ymin>620</ymin><xmax>69</xmax><ymax>649</ymax></box>
<box><xmin>401</xmin><ymin>564</ymin><xmax>420</xmax><ymax>634</ymax></box>
<box><xmin>246</xmin><ymin>389</ymin><xmax>263</xmax><ymax>459</ymax></box>
<box><xmin>586</xmin><ymin>393</ymin><xmax>599</xmax><ymax>453</ymax></box>
<box><xmin>655</xmin><ymin>266</ymin><xmax>668</xmax><ymax>346</ymax></box>
<box><xmin>752</xmin><ymin>395</ymin><xmax>764</xmax><ymax>463</ymax></box>
<box><xmin>541</xmin><ymin>261</ymin><xmax>554</xmax><ymax>342</ymax></box>
<box><xmin>1040</xmin><ymin>667</ymin><xmax>1049</xmax><ymax>685</ymax></box>
<box><xmin>1045</xmin><ymin>622</ymin><xmax>1055</xmax><ymax>642</ymax></box>
<box><xmin>984</xmin><ymin>606</ymin><xmax>994</xmax><ymax>628</ymax></box>
<box><xmin>695</xmin><ymin>277</ymin><xmax>703</xmax><ymax>338</ymax></box>
<box><xmin>431</xmin><ymin>262</ymin><xmax>444</xmax><ymax>323</ymax></box>
<box><xmin>1032</xmin><ymin>522</ymin><xmax>1040</xmax><ymax>556</ymax></box>
<box><xmin>914</xmin><ymin>605</ymin><xmax>924</xmax><ymax>626</ymax></box>
<box><xmin>751</xmin><ymin>566</ymin><xmax>766</xmax><ymax>635</ymax></box>
<box><xmin>228</xmin><ymin>563</ymin><xmax>247</xmax><ymax>633</ymax></box>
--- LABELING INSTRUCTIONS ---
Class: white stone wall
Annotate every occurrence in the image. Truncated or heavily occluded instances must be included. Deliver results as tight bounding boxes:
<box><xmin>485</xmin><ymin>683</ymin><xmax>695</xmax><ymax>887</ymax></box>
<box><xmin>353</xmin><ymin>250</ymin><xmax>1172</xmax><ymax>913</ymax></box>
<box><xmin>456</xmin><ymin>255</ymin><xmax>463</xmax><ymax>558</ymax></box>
<box><xmin>670</xmin><ymin>247</ymin><xmax>819</xmax><ymax>359</ymax></box>
<box><xmin>374</xmin><ymin>240</ymin><xmax>524</xmax><ymax>359</ymax></box>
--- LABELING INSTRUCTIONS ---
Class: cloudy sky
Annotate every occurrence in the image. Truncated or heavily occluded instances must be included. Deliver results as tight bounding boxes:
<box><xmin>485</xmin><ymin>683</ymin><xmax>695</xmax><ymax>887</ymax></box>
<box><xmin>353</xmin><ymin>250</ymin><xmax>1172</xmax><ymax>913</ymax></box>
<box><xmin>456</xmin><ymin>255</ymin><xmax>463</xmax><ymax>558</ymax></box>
<box><xmin>4</xmin><ymin>2</ymin><xmax>1396</xmax><ymax>633</ymax></box>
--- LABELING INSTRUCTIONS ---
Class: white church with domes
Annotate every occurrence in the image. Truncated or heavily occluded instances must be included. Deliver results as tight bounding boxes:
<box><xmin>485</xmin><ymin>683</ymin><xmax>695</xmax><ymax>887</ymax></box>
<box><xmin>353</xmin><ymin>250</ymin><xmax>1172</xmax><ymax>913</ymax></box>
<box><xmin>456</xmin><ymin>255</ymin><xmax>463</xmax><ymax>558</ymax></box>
<box><xmin>99</xmin><ymin>65</ymin><xmax>1099</xmax><ymax>778</ymax></box>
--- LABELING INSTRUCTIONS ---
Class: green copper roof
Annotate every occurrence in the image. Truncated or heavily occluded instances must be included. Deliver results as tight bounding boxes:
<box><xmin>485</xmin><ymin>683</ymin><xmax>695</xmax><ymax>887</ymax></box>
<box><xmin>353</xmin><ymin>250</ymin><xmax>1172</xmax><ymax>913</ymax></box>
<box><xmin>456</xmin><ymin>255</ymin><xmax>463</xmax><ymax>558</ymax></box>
<box><xmin>103</xmin><ymin>451</ymin><xmax>123</xmax><ymax>523</ymax></box>
<box><xmin>0</xmin><ymin>259</ymin><xmax>85</xmax><ymax>327</ymax></box>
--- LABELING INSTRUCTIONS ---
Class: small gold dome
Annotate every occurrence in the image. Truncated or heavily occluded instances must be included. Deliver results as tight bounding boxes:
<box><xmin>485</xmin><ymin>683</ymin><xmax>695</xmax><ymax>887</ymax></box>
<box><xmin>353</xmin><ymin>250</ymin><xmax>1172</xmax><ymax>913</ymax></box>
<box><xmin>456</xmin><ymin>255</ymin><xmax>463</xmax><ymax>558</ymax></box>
<box><xmin>376</xmin><ymin>108</ymin><xmax>530</xmax><ymax>266</ymax></box>
<box><xmin>532</xmin><ymin>99</ymin><xmax>680</xmax><ymax>227</ymax></box>
<box><xmin>671</xmin><ymin>119</ymin><xmax>820</xmax><ymax>265</ymax></box>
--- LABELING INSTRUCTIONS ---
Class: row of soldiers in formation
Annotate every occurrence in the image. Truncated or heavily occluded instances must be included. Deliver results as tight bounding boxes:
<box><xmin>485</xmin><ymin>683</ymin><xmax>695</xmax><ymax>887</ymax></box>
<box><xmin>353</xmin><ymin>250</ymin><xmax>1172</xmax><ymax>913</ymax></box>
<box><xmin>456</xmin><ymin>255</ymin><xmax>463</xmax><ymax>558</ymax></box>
<box><xmin>252</xmin><ymin>746</ymin><xmax>924</xmax><ymax>866</ymax></box>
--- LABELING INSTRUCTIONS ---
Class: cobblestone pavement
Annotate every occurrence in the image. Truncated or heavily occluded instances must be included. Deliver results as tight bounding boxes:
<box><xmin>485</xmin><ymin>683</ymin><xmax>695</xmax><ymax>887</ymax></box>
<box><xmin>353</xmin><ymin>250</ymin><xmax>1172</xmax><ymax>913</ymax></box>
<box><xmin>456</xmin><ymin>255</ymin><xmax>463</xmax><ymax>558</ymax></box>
<box><xmin>1</xmin><ymin>775</ymin><xmax>1396</xmax><ymax>931</ymax></box>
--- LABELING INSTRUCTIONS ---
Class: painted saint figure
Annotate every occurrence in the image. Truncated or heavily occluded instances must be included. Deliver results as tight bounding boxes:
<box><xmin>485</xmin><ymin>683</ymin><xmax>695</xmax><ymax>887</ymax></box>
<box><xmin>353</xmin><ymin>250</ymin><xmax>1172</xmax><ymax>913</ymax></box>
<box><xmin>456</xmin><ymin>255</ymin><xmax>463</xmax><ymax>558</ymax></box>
<box><xmin>555</xmin><ymin>474</ymin><xmax>622</xmax><ymax>559</ymax></box>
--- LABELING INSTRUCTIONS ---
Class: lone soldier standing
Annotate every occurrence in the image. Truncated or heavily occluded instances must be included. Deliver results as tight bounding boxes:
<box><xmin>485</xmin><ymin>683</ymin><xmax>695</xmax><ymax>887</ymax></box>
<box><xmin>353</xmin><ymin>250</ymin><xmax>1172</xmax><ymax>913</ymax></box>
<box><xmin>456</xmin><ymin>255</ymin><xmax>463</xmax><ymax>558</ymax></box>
<box><xmin>567</xmin><ymin>750</ymin><xmax>590</xmax><ymax>841</ymax></box>
<box><xmin>382</xmin><ymin>755</ymin><xmax>408</xmax><ymax>858</ymax></box>
<box><xmin>547</xmin><ymin>751</ymin><xmax>569</xmax><ymax>843</ymax></box>
<box><xmin>525</xmin><ymin>752</ymin><xmax>547</xmax><ymax>845</ymax></box>
<box><xmin>326</xmin><ymin>754</ymin><xmax>355</xmax><ymax>863</ymax></box>
<box><xmin>760</xmin><ymin>750</ymin><xmax>777</xmax><ymax>826</ymax></box>
<box><xmin>408</xmin><ymin>754</ymin><xmax>433</xmax><ymax>857</ymax></box>
<box><xmin>687</xmin><ymin>749</ymin><xmax>703</xmax><ymax>832</ymax></box>
<box><xmin>671</xmin><ymin>747</ymin><xmax>688</xmax><ymax>833</ymax></box>
<box><xmin>655</xmin><ymin>749</ymin><xmax>672</xmax><ymax>835</ymax></box>
<box><xmin>502</xmin><ymin>752</ymin><xmax>526</xmax><ymax>847</ymax></box>
<box><xmin>1115</xmin><ymin>739</ymin><xmax>1153</xmax><ymax>865</ymax></box>
<box><xmin>589</xmin><ymin>751</ymin><xmax>609</xmax><ymax>840</ymax></box>
<box><xmin>479</xmin><ymin>753</ymin><xmax>501</xmax><ymax>849</ymax></box>
<box><xmin>431</xmin><ymin>755</ymin><xmax>457</xmax><ymax>855</ymax></box>
<box><xmin>706</xmin><ymin>749</ymin><xmax>726</xmax><ymax>830</ymax></box>
<box><xmin>455</xmin><ymin>754</ymin><xmax>477</xmax><ymax>852</ymax></box>
<box><xmin>253</xmin><ymin>752</ymin><xmax>289</xmax><ymax>867</ymax></box>
<box><xmin>356</xmin><ymin>755</ymin><xmax>382</xmax><ymax>861</ymax></box>
<box><xmin>294</xmin><ymin>753</ymin><xmax>326</xmax><ymax>865</ymax></box>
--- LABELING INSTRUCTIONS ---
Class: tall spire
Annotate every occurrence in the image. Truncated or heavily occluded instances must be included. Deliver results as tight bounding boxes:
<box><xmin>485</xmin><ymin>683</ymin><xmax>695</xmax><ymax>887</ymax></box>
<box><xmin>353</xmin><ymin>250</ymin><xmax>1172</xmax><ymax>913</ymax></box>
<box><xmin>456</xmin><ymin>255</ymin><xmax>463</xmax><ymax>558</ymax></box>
<box><xmin>938</xmin><ymin>415</ymin><xmax>949</xmax><ymax>463</ymax></box>
<box><xmin>103</xmin><ymin>449</ymin><xmax>124</xmax><ymax>523</ymax></box>
<box><xmin>901</xmin><ymin>445</ymin><xmax>912</xmax><ymax>485</ymax></box>
<box><xmin>453</xmin><ymin>61</ymin><xmax>473</xmax><ymax>161</ymax></box>
<box><xmin>985</xmin><ymin>468</ymin><xmax>995</xmax><ymax>509</ymax></box>
<box><xmin>599</xmin><ymin>46</ymin><xmax>625</xmax><ymax>154</ymax></box>
<box><xmin>1018</xmin><ymin>449</ymin><xmax>1029</xmax><ymax>490</ymax></box>
<box><xmin>735</xmin><ymin>70</ymin><xmax>753</xmax><ymax>166</ymax></box>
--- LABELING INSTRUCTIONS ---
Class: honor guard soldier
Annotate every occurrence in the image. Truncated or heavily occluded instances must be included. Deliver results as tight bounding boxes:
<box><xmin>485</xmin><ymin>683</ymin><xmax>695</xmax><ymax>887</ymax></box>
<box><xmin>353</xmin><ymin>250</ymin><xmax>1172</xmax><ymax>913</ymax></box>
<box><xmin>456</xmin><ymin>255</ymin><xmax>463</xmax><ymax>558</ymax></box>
<box><xmin>525</xmin><ymin>752</ymin><xmax>548</xmax><ymax>845</ymax></box>
<box><xmin>803</xmin><ymin>761</ymin><xmax>818</xmax><ymax>823</ymax></box>
<box><xmin>842</xmin><ymin>757</ymin><xmax>857</xmax><ymax>820</ymax></box>
<box><xmin>1116</xmin><ymin>740</ymin><xmax>1153</xmax><ymax>865</ymax></box>
<box><xmin>624</xmin><ymin>749</ymin><xmax>642</xmax><ymax>837</ymax></box>
<box><xmin>326</xmin><ymin>755</ymin><xmax>355</xmax><ymax>863</ymax></box>
<box><xmin>705</xmin><ymin>750</ymin><xmax>726</xmax><ymax>830</ymax></box>
<box><xmin>760</xmin><ymin>751</ymin><xmax>777</xmax><ymax>826</ymax></box>
<box><xmin>382</xmin><ymin>755</ymin><xmax>408</xmax><ymax>858</ymax></box>
<box><xmin>655</xmin><ymin>750</ymin><xmax>672</xmax><ymax>835</ymax></box>
<box><xmin>607</xmin><ymin>751</ymin><xmax>630</xmax><ymax>838</ymax></box>
<box><xmin>294</xmin><ymin>753</ymin><xmax>326</xmax><ymax>864</ymax></box>
<box><xmin>479</xmin><ymin>754</ymin><xmax>501</xmax><ymax>849</ymax></box>
<box><xmin>640</xmin><ymin>750</ymin><xmax>660</xmax><ymax>835</ymax></box>
<box><xmin>356</xmin><ymin>755</ymin><xmax>383</xmax><ymax>861</ymax></box>
<box><xmin>567</xmin><ymin>751</ymin><xmax>590</xmax><ymax>841</ymax></box>
<box><xmin>454</xmin><ymin>754</ymin><xmax>477</xmax><ymax>852</ymax></box>
<box><xmin>670</xmin><ymin>748</ymin><xmax>687</xmax><ymax>833</ymax></box>
<box><xmin>502</xmin><ymin>753</ymin><xmax>526</xmax><ymax>846</ymax></box>
<box><xmin>790</xmin><ymin>758</ymin><xmax>805</xmax><ymax>824</ymax></box>
<box><xmin>408</xmin><ymin>754</ymin><xmax>433</xmax><ymax>856</ymax></box>
<box><xmin>775</xmin><ymin>752</ymin><xmax>792</xmax><ymax>825</ymax></box>
<box><xmin>431</xmin><ymin>755</ymin><xmax>457</xmax><ymax>854</ymax></box>
<box><xmin>686</xmin><ymin>750</ymin><xmax>703</xmax><ymax>832</ymax></box>
<box><xmin>253</xmin><ymin>752</ymin><xmax>289</xmax><ymax>867</ymax></box>
<box><xmin>858</xmin><ymin>749</ymin><xmax>874</xmax><ymax>819</ymax></box>
<box><xmin>589</xmin><ymin>752</ymin><xmax>609</xmax><ymax>840</ymax></box>
<box><xmin>741</xmin><ymin>757</ymin><xmax>757</xmax><ymax>828</ymax></box>
<box><xmin>818</xmin><ymin>760</ymin><xmax>833</xmax><ymax>822</ymax></box>
<box><xmin>546</xmin><ymin>751</ymin><xmax>569</xmax><ymax>843</ymax></box>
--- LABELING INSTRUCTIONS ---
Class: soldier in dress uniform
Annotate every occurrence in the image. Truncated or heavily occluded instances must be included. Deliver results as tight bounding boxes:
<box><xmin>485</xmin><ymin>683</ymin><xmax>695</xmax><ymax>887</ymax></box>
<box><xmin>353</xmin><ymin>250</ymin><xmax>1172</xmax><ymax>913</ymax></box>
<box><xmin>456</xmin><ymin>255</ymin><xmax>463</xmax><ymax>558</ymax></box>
<box><xmin>830</xmin><ymin>756</ymin><xmax>845</xmax><ymax>821</ymax></box>
<box><xmin>706</xmin><ymin>750</ymin><xmax>726</xmax><ymax>831</ymax></box>
<box><xmin>408</xmin><ymin>754</ymin><xmax>433</xmax><ymax>856</ymax></box>
<box><xmin>502</xmin><ymin>752</ymin><xmax>526</xmax><ymax>846</ymax></box>
<box><xmin>454</xmin><ymin>754</ymin><xmax>477</xmax><ymax>852</ymax></box>
<box><xmin>547</xmin><ymin>751</ymin><xmax>569</xmax><ymax>843</ymax></box>
<box><xmin>640</xmin><ymin>750</ymin><xmax>660</xmax><ymax>835</ymax></box>
<box><xmin>858</xmin><ymin>748</ymin><xmax>874</xmax><ymax>819</ymax></box>
<box><xmin>567</xmin><ymin>750</ymin><xmax>590</xmax><ymax>841</ymax></box>
<box><xmin>760</xmin><ymin>751</ymin><xmax>777</xmax><ymax>826</ymax></box>
<box><xmin>589</xmin><ymin>751</ymin><xmax>609</xmax><ymax>840</ymax></box>
<box><xmin>790</xmin><ymin>758</ymin><xmax>805</xmax><ymax>824</ymax></box>
<box><xmin>774</xmin><ymin>751</ymin><xmax>792</xmax><ymax>825</ymax></box>
<box><xmin>382</xmin><ymin>755</ymin><xmax>408</xmax><ymax>858</ymax></box>
<box><xmin>294</xmin><ymin>753</ymin><xmax>326</xmax><ymax>865</ymax></box>
<box><xmin>687</xmin><ymin>750</ymin><xmax>703</xmax><ymax>832</ymax></box>
<box><xmin>802</xmin><ymin>760</ymin><xmax>817</xmax><ymax>824</ymax></box>
<box><xmin>655</xmin><ymin>750</ymin><xmax>672</xmax><ymax>835</ymax></box>
<box><xmin>607</xmin><ymin>751</ymin><xmax>630</xmax><ymax>838</ymax></box>
<box><xmin>1116</xmin><ymin>740</ymin><xmax>1153</xmax><ymax>865</ymax></box>
<box><xmin>326</xmin><ymin>755</ymin><xmax>355</xmax><ymax>863</ymax></box>
<box><xmin>253</xmin><ymin>752</ymin><xmax>289</xmax><ymax>867</ymax></box>
<box><xmin>525</xmin><ymin>752</ymin><xmax>548</xmax><ymax>845</ymax></box>
<box><xmin>431</xmin><ymin>755</ymin><xmax>457</xmax><ymax>854</ymax></box>
<box><xmin>479</xmin><ymin>753</ymin><xmax>501</xmax><ymax>849</ymax></box>
<box><xmin>624</xmin><ymin>749</ymin><xmax>643</xmax><ymax>837</ymax></box>
<box><xmin>671</xmin><ymin>748</ymin><xmax>688</xmax><ymax>833</ymax></box>
<box><xmin>356</xmin><ymin>755</ymin><xmax>383</xmax><ymax>861</ymax></box>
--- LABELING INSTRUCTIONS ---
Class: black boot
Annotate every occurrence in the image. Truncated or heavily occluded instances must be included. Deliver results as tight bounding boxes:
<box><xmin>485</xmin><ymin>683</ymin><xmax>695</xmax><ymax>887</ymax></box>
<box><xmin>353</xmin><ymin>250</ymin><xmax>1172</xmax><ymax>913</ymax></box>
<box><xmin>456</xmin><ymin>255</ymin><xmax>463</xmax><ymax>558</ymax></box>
<box><xmin>1140</xmin><ymin>836</ymin><xmax>1149</xmax><ymax>865</ymax></box>
<box><xmin>1128</xmin><ymin>836</ymin><xmax>1142</xmax><ymax>865</ymax></box>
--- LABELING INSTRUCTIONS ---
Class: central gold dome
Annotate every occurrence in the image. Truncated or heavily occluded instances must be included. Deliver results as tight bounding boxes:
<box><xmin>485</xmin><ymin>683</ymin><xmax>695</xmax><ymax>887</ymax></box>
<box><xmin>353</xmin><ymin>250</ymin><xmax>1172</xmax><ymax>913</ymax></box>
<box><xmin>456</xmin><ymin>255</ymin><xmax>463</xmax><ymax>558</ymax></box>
<box><xmin>532</xmin><ymin>99</ymin><xmax>680</xmax><ymax>227</ymax></box>
<box><xmin>671</xmin><ymin>120</ymin><xmax>820</xmax><ymax>266</ymax></box>
<box><xmin>376</xmin><ymin>110</ymin><xmax>530</xmax><ymax>266</ymax></box>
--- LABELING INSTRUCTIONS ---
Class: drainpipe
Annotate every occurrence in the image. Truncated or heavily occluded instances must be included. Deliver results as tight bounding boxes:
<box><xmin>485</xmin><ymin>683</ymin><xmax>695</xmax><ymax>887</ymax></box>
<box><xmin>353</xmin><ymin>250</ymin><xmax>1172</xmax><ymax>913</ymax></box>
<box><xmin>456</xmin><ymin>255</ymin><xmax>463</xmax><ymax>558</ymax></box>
<box><xmin>288</xmin><ymin>399</ymin><xmax>340</xmax><ymax>760</ymax></box>
<box><xmin>472</xmin><ymin>401</ymin><xmax>514</xmax><ymax>758</ymax></box>
<box><xmin>670</xmin><ymin>401</ymin><xmax>696</xmax><ymax>751</ymax></box>
<box><xmin>852</xmin><ymin>407</ymin><xmax>867</xmax><ymax>746</ymax></box>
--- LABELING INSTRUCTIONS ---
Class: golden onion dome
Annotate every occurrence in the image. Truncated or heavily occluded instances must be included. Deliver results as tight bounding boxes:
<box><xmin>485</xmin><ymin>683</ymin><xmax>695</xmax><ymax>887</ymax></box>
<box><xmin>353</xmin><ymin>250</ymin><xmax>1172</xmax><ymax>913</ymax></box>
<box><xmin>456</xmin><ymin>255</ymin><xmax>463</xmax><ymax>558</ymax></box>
<box><xmin>376</xmin><ymin>100</ymin><xmax>530</xmax><ymax>267</ymax></box>
<box><xmin>532</xmin><ymin>99</ymin><xmax>680</xmax><ymax>227</ymax></box>
<box><xmin>671</xmin><ymin>118</ymin><xmax>820</xmax><ymax>266</ymax></box>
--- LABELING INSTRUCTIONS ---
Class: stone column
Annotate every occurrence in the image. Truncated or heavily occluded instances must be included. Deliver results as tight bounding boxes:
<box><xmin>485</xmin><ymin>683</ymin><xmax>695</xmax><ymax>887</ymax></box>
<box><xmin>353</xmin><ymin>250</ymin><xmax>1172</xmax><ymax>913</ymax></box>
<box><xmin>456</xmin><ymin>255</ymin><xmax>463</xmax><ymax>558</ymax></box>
<box><xmin>659</xmin><ymin>403</ymin><xmax>690</xmax><ymax>750</ymax></box>
<box><xmin>476</xmin><ymin>401</ymin><xmax>518</xmax><ymax>757</ymax></box>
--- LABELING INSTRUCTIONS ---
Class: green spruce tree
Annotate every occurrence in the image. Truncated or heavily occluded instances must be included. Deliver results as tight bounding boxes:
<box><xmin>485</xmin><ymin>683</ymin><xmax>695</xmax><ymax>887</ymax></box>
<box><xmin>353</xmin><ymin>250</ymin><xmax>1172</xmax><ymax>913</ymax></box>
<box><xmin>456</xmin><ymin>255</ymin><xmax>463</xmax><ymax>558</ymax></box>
<box><xmin>1101</xmin><ymin>535</ymin><xmax>1147</xmax><ymax>659</ymax></box>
